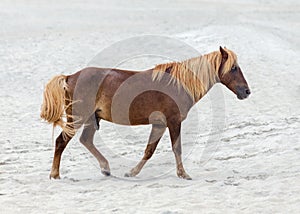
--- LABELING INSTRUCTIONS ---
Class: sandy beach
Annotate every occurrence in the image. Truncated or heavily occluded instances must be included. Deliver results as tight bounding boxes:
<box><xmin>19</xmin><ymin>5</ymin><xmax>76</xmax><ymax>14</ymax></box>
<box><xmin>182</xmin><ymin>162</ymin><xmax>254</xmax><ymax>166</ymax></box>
<box><xmin>0</xmin><ymin>0</ymin><xmax>299</xmax><ymax>213</ymax></box>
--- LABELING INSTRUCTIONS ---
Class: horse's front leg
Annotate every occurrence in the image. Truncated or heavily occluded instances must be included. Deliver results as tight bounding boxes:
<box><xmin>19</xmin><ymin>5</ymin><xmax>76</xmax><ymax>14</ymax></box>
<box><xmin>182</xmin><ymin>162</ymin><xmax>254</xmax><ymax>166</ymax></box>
<box><xmin>168</xmin><ymin>121</ymin><xmax>192</xmax><ymax>180</ymax></box>
<box><xmin>125</xmin><ymin>124</ymin><xmax>166</xmax><ymax>177</ymax></box>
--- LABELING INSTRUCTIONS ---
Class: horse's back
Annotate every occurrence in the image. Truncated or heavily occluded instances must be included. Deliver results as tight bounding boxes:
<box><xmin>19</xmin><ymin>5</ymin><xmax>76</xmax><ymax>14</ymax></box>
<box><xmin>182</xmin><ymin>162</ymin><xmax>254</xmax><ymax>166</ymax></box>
<box><xmin>65</xmin><ymin>67</ymin><xmax>150</xmax><ymax>124</ymax></box>
<box><xmin>65</xmin><ymin>67</ymin><xmax>192</xmax><ymax>126</ymax></box>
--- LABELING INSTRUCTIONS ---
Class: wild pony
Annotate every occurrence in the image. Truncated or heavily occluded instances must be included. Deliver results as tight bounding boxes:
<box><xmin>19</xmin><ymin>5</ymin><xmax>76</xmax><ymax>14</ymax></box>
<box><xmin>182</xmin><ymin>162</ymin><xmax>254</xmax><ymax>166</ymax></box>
<box><xmin>41</xmin><ymin>47</ymin><xmax>250</xmax><ymax>180</ymax></box>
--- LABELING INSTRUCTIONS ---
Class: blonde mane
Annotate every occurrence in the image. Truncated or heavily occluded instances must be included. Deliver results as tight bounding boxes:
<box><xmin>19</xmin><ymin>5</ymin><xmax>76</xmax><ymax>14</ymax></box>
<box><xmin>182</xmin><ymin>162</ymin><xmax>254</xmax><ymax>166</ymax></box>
<box><xmin>152</xmin><ymin>48</ymin><xmax>237</xmax><ymax>101</ymax></box>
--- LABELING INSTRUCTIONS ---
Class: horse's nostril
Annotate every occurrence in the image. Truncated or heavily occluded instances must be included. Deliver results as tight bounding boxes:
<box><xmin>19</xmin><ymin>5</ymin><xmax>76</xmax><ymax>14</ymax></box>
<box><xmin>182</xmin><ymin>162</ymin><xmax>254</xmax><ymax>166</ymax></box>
<box><xmin>245</xmin><ymin>89</ymin><xmax>251</xmax><ymax>95</ymax></box>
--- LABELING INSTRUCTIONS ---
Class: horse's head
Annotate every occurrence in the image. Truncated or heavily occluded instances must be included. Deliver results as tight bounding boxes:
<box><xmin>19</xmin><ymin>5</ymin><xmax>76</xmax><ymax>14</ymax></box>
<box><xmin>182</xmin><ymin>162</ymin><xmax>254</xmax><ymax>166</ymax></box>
<box><xmin>218</xmin><ymin>47</ymin><xmax>250</xmax><ymax>100</ymax></box>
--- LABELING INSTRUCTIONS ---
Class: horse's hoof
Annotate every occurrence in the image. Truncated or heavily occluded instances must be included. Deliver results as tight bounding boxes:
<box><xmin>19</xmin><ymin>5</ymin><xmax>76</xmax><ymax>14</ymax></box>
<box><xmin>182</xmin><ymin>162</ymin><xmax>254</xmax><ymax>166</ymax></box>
<box><xmin>49</xmin><ymin>173</ymin><xmax>60</xmax><ymax>180</ymax></box>
<box><xmin>184</xmin><ymin>176</ymin><xmax>192</xmax><ymax>180</ymax></box>
<box><xmin>124</xmin><ymin>172</ymin><xmax>134</xmax><ymax>177</ymax></box>
<box><xmin>180</xmin><ymin>175</ymin><xmax>192</xmax><ymax>180</ymax></box>
<box><xmin>177</xmin><ymin>172</ymin><xmax>192</xmax><ymax>180</ymax></box>
<box><xmin>101</xmin><ymin>169</ymin><xmax>111</xmax><ymax>176</ymax></box>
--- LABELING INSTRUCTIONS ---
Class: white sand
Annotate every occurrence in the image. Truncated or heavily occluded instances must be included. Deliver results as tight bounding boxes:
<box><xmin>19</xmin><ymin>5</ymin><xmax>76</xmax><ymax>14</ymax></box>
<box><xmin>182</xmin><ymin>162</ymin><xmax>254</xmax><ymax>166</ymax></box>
<box><xmin>0</xmin><ymin>0</ymin><xmax>299</xmax><ymax>213</ymax></box>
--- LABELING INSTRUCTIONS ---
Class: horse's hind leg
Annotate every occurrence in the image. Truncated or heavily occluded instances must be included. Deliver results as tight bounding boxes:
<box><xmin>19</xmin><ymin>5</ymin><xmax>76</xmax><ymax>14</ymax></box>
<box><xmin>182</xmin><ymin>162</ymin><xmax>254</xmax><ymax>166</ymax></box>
<box><xmin>79</xmin><ymin>115</ymin><xmax>110</xmax><ymax>176</ymax></box>
<box><xmin>50</xmin><ymin>102</ymin><xmax>76</xmax><ymax>179</ymax></box>
<box><xmin>50</xmin><ymin>131</ymin><xmax>75</xmax><ymax>179</ymax></box>
<box><xmin>124</xmin><ymin>124</ymin><xmax>166</xmax><ymax>177</ymax></box>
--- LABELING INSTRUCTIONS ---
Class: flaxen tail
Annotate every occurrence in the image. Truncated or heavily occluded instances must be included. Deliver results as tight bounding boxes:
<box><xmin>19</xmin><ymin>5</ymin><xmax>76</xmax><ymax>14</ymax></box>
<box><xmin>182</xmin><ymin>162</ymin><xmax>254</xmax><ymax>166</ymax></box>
<box><xmin>40</xmin><ymin>75</ymin><xmax>74</xmax><ymax>137</ymax></box>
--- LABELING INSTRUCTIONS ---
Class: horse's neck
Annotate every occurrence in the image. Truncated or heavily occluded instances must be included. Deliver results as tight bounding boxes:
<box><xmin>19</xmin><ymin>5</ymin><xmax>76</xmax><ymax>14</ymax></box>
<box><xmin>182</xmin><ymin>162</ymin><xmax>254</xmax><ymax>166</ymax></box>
<box><xmin>193</xmin><ymin>68</ymin><xmax>218</xmax><ymax>103</ymax></box>
<box><xmin>180</xmin><ymin>54</ymin><xmax>219</xmax><ymax>103</ymax></box>
<box><xmin>193</xmin><ymin>81</ymin><xmax>217</xmax><ymax>103</ymax></box>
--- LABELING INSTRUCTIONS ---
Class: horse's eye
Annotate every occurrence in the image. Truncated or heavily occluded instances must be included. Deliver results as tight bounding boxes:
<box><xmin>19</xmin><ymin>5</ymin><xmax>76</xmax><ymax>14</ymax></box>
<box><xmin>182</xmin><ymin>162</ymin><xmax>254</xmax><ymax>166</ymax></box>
<box><xmin>231</xmin><ymin>65</ymin><xmax>237</xmax><ymax>72</ymax></box>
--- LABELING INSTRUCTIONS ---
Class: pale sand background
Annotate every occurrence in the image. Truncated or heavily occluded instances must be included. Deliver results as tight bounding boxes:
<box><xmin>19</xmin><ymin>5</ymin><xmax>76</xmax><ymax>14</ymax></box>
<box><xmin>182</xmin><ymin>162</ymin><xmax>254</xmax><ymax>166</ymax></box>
<box><xmin>0</xmin><ymin>0</ymin><xmax>300</xmax><ymax>213</ymax></box>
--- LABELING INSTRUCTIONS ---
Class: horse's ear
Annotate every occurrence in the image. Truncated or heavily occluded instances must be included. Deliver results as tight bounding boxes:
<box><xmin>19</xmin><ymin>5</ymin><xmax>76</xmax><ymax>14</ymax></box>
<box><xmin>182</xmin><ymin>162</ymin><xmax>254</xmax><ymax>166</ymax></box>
<box><xmin>219</xmin><ymin>46</ymin><xmax>228</xmax><ymax>60</ymax></box>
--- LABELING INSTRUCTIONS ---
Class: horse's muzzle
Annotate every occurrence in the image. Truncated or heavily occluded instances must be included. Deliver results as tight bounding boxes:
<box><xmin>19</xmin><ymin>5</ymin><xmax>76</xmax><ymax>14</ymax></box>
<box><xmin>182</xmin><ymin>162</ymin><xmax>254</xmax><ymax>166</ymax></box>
<box><xmin>236</xmin><ymin>86</ymin><xmax>251</xmax><ymax>100</ymax></box>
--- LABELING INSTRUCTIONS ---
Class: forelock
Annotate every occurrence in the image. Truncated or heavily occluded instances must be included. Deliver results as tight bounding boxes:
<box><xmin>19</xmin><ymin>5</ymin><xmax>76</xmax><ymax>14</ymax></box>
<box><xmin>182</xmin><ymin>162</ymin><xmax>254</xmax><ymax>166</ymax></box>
<box><xmin>222</xmin><ymin>48</ymin><xmax>237</xmax><ymax>74</ymax></box>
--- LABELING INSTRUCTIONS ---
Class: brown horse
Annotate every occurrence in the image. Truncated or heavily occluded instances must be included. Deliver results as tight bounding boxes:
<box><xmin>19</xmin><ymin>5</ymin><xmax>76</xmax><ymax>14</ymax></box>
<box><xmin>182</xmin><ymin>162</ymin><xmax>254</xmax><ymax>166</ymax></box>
<box><xmin>41</xmin><ymin>47</ymin><xmax>250</xmax><ymax>180</ymax></box>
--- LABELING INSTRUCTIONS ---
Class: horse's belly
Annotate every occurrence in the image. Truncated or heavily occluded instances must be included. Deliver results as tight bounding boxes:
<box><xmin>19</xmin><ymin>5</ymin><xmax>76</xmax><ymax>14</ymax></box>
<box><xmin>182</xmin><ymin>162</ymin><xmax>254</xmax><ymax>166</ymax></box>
<box><xmin>100</xmin><ymin>90</ymin><xmax>180</xmax><ymax>126</ymax></box>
